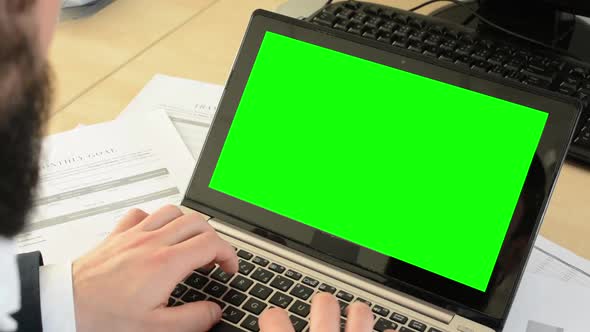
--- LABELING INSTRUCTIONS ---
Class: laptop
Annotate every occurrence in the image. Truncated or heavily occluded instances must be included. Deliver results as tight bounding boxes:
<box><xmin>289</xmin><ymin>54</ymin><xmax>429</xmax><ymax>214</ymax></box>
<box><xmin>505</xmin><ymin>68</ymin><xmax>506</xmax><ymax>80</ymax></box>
<box><xmin>177</xmin><ymin>10</ymin><xmax>581</xmax><ymax>332</ymax></box>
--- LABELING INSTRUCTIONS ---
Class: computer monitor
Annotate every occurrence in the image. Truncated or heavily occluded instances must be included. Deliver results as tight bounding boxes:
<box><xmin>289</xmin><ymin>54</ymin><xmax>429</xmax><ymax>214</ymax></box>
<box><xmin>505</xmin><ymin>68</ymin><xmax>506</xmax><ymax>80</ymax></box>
<box><xmin>433</xmin><ymin>0</ymin><xmax>590</xmax><ymax>62</ymax></box>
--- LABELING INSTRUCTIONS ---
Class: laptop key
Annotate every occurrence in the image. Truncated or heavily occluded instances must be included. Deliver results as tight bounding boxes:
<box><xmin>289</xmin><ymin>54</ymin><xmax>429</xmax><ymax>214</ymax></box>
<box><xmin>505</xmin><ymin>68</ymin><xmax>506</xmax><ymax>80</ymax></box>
<box><xmin>289</xmin><ymin>315</ymin><xmax>308</xmax><ymax>332</ymax></box>
<box><xmin>269</xmin><ymin>291</ymin><xmax>294</xmax><ymax>309</ymax></box>
<box><xmin>237</xmin><ymin>250</ymin><xmax>253</xmax><ymax>260</ymax></box>
<box><xmin>249</xmin><ymin>283</ymin><xmax>274</xmax><ymax>300</ymax></box>
<box><xmin>318</xmin><ymin>283</ymin><xmax>336</xmax><ymax>294</ymax></box>
<box><xmin>181</xmin><ymin>289</ymin><xmax>206</xmax><ymax>303</ymax></box>
<box><xmin>301</xmin><ymin>276</ymin><xmax>319</xmax><ymax>288</ymax></box>
<box><xmin>243</xmin><ymin>297</ymin><xmax>267</xmax><ymax>315</ymax></box>
<box><xmin>240</xmin><ymin>315</ymin><xmax>260</xmax><ymax>332</ymax></box>
<box><xmin>374</xmin><ymin>318</ymin><xmax>398</xmax><ymax>332</ymax></box>
<box><xmin>356</xmin><ymin>298</ymin><xmax>371</xmax><ymax>306</ymax></box>
<box><xmin>251</xmin><ymin>268</ymin><xmax>275</xmax><ymax>284</ymax></box>
<box><xmin>268</xmin><ymin>262</ymin><xmax>286</xmax><ymax>274</ymax></box>
<box><xmin>409</xmin><ymin>320</ymin><xmax>427</xmax><ymax>332</ymax></box>
<box><xmin>289</xmin><ymin>300</ymin><xmax>311</xmax><ymax>318</ymax></box>
<box><xmin>211</xmin><ymin>321</ymin><xmax>247</xmax><ymax>332</ymax></box>
<box><xmin>185</xmin><ymin>273</ymin><xmax>209</xmax><ymax>289</ymax></box>
<box><xmin>252</xmin><ymin>256</ymin><xmax>269</xmax><ymax>267</ymax></box>
<box><xmin>339</xmin><ymin>318</ymin><xmax>347</xmax><ymax>332</ymax></box>
<box><xmin>203</xmin><ymin>281</ymin><xmax>228</xmax><ymax>298</ymax></box>
<box><xmin>285</xmin><ymin>270</ymin><xmax>302</xmax><ymax>280</ymax></box>
<box><xmin>290</xmin><ymin>284</ymin><xmax>314</xmax><ymax>300</ymax></box>
<box><xmin>167</xmin><ymin>297</ymin><xmax>175</xmax><ymax>307</ymax></box>
<box><xmin>212</xmin><ymin>268</ymin><xmax>234</xmax><ymax>283</ymax></box>
<box><xmin>336</xmin><ymin>290</ymin><xmax>354</xmax><ymax>302</ymax></box>
<box><xmin>222</xmin><ymin>306</ymin><xmax>246</xmax><ymax>324</ymax></box>
<box><xmin>208</xmin><ymin>297</ymin><xmax>227</xmax><ymax>309</ymax></box>
<box><xmin>338</xmin><ymin>300</ymin><xmax>348</xmax><ymax>317</ymax></box>
<box><xmin>372</xmin><ymin>305</ymin><xmax>390</xmax><ymax>317</ymax></box>
<box><xmin>171</xmin><ymin>284</ymin><xmax>188</xmax><ymax>298</ymax></box>
<box><xmin>428</xmin><ymin>328</ymin><xmax>444</xmax><ymax>332</ymax></box>
<box><xmin>270</xmin><ymin>275</ymin><xmax>294</xmax><ymax>292</ymax></box>
<box><xmin>230</xmin><ymin>275</ymin><xmax>254</xmax><ymax>292</ymax></box>
<box><xmin>223</xmin><ymin>289</ymin><xmax>247</xmax><ymax>306</ymax></box>
<box><xmin>391</xmin><ymin>312</ymin><xmax>408</xmax><ymax>324</ymax></box>
<box><xmin>196</xmin><ymin>265</ymin><xmax>215</xmax><ymax>275</ymax></box>
<box><xmin>239</xmin><ymin>260</ymin><xmax>256</xmax><ymax>275</ymax></box>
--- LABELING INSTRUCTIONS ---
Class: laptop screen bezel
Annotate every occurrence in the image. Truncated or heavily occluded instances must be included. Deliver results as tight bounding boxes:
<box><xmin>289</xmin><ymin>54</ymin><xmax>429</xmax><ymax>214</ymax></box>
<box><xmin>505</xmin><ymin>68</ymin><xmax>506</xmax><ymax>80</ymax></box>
<box><xmin>182</xmin><ymin>10</ymin><xmax>581</xmax><ymax>328</ymax></box>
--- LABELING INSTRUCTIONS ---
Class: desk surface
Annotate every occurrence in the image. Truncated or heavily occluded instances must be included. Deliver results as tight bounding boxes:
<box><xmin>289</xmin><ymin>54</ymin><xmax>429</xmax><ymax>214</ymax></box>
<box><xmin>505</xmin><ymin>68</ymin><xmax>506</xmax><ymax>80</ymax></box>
<box><xmin>48</xmin><ymin>0</ymin><xmax>590</xmax><ymax>259</ymax></box>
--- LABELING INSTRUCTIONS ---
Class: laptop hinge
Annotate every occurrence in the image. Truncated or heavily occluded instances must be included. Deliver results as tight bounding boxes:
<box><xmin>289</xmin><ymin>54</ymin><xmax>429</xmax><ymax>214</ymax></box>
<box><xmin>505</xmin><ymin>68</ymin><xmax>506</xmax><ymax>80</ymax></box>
<box><xmin>206</xmin><ymin>216</ymin><xmax>455</xmax><ymax>325</ymax></box>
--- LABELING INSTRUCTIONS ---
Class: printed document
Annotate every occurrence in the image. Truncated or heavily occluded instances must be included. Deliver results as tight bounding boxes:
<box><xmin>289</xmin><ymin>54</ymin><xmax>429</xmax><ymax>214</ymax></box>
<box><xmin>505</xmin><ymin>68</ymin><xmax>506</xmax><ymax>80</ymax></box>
<box><xmin>16</xmin><ymin>111</ymin><xmax>195</xmax><ymax>264</ymax></box>
<box><xmin>120</xmin><ymin>74</ymin><xmax>224</xmax><ymax>159</ymax></box>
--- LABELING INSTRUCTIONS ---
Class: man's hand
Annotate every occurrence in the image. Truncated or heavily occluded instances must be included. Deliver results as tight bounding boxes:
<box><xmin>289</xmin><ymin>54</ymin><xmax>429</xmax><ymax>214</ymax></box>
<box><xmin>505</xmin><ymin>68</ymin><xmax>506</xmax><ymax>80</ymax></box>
<box><xmin>72</xmin><ymin>205</ymin><xmax>238</xmax><ymax>332</ymax></box>
<box><xmin>260</xmin><ymin>292</ymin><xmax>395</xmax><ymax>332</ymax></box>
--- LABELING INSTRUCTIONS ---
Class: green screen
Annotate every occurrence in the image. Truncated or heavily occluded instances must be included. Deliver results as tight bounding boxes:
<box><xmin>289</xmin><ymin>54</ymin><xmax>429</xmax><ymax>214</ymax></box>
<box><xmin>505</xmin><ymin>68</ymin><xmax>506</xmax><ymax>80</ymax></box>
<box><xmin>209</xmin><ymin>31</ymin><xmax>548</xmax><ymax>292</ymax></box>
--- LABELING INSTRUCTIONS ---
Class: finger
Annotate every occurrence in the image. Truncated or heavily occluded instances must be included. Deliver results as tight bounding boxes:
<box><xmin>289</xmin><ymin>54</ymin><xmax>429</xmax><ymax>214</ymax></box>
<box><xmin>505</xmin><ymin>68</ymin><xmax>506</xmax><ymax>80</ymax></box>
<box><xmin>310</xmin><ymin>293</ymin><xmax>340</xmax><ymax>332</ymax></box>
<box><xmin>155</xmin><ymin>300</ymin><xmax>221</xmax><ymax>332</ymax></box>
<box><xmin>110</xmin><ymin>208</ymin><xmax>148</xmax><ymax>235</ymax></box>
<box><xmin>140</xmin><ymin>205</ymin><xmax>183</xmax><ymax>231</ymax></box>
<box><xmin>260</xmin><ymin>308</ymin><xmax>295</xmax><ymax>332</ymax></box>
<box><xmin>158</xmin><ymin>213</ymin><xmax>212</xmax><ymax>245</ymax></box>
<box><xmin>345</xmin><ymin>301</ymin><xmax>374</xmax><ymax>332</ymax></box>
<box><xmin>166</xmin><ymin>231</ymin><xmax>239</xmax><ymax>276</ymax></box>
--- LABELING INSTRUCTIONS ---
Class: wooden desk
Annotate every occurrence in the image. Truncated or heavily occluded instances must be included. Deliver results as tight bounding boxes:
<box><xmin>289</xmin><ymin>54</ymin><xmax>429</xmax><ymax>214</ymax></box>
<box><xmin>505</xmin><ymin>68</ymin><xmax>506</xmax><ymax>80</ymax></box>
<box><xmin>48</xmin><ymin>0</ymin><xmax>590</xmax><ymax>259</ymax></box>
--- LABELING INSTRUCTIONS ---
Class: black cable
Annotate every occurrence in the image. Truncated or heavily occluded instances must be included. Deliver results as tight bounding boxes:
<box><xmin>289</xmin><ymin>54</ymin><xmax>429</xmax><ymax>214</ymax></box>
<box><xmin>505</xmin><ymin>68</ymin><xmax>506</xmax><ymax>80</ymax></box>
<box><xmin>407</xmin><ymin>0</ymin><xmax>577</xmax><ymax>57</ymax></box>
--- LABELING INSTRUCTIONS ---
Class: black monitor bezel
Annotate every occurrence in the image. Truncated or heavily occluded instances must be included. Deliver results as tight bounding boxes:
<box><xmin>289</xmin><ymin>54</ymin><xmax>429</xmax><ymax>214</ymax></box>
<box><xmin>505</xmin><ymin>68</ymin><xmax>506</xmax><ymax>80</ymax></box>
<box><xmin>182</xmin><ymin>10</ymin><xmax>581</xmax><ymax>329</ymax></box>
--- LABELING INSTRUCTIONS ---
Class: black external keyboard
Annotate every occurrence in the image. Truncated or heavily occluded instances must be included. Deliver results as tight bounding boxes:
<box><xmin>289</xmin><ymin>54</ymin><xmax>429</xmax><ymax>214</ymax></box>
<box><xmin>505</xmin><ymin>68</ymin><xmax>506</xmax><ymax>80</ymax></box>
<box><xmin>308</xmin><ymin>0</ymin><xmax>590</xmax><ymax>164</ymax></box>
<box><xmin>169</xmin><ymin>246</ymin><xmax>445</xmax><ymax>332</ymax></box>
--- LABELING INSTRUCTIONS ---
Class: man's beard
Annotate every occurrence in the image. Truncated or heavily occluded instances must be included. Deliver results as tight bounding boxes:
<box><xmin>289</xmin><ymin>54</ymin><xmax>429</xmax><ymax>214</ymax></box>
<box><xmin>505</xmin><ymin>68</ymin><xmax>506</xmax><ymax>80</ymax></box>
<box><xmin>0</xmin><ymin>65</ymin><xmax>51</xmax><ymax>237</ymax></box>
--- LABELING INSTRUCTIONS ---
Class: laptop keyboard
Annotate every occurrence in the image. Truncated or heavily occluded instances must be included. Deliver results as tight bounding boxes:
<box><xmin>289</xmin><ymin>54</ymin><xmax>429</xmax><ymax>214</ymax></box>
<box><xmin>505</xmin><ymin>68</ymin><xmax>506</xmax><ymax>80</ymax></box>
<box><xmin>168</xmin><ymin>246</ymin><xmax>445</xmax><ymax>332</ymax></box>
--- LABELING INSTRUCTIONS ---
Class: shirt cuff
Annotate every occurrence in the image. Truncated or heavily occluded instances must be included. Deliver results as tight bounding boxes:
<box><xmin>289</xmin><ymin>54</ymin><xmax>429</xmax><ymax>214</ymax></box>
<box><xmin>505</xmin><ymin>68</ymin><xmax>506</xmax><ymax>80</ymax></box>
<box><xmin>39</xmin><ymin>263</ymin><xmax>77</xmax><ymax>332</ymax></box>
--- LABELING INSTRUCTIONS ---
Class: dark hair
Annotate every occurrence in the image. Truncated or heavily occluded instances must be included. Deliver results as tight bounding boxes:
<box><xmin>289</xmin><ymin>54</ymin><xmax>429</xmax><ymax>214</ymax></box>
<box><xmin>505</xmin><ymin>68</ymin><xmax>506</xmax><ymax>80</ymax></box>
<box><xmin>0</xmin><ymin>0</ymin><xmax>51</xmax><ymax>237</ymax></box>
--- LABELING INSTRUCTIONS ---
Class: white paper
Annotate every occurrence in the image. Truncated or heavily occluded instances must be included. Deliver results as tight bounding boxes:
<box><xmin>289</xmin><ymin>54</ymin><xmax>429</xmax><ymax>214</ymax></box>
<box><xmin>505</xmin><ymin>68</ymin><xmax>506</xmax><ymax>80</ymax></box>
<box><xmin>16</xmin><ymin>111</ymin><xmax>195</xmax><ymax>264</ymax></box>
<box><xmin>525</xmin><ymin>236</ymin><xmax>590</xmax><ymax>289</ymax></box>
<box><xmin>120</xmin><ymin>74</ymin><xmax>224</xmax><ymax>159</ymax></box>
<box><xmin>504</xmin><ymin>273</ymin><xmax>590</xmax><ymax>332</ymax></box>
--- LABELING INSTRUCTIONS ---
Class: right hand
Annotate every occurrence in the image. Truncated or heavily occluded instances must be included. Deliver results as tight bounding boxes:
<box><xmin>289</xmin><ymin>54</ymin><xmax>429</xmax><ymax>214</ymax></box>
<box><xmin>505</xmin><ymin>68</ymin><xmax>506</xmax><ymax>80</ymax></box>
<box><xmin>260</xmin><ymin>292</ymin><xmax>397</xmax><ymax>332</ymax></box>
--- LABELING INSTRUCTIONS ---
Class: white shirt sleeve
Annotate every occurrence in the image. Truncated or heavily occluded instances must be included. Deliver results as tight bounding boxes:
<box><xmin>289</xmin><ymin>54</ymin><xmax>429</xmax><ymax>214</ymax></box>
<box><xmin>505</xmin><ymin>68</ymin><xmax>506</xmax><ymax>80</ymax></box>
<box><xmin>39</xmin><ymin>263</ymin><xmax>77</xmax><ymax>332</ymax></box>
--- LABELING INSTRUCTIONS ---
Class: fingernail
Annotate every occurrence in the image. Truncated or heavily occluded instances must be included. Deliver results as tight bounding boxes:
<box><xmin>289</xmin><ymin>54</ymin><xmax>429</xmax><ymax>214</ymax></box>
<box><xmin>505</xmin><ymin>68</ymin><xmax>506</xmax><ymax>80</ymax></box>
<box><xmin>210</xmin><ymin>303</ymin><xmax>222</xmax><ymax>319</ymax></box>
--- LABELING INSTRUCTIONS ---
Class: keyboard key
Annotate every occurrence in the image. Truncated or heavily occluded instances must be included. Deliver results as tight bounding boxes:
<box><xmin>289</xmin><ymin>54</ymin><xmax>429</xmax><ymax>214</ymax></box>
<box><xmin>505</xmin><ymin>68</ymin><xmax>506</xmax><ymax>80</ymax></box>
<box><xmin>318</xmin><ymin>283</ymin><xmax>336</xmax><ymax>294</ymax></box>
<box><xmin>340</xmin><ymin>318</ymin><xmax>347</xmax><ymax>332</ymax></box>
<box><xmin>268</xmin><ymin>263</ymin><xmax>286</xmax><ymax>273</ymax></box>
<box><xmin>237</xmin><ymin>250</ymin><xmax>253</xmax><ymax>260</ymax></box>
<box><xmin>167</xmin><ymin>297</ymin><xmax>175</xmax><ymax>307</ymax></box>
<box><xmin>338</xmin><ymin>300</ymin><xmax>348</xmax><ymax>317</ymax></box>
<box><xmin>249</xmin><ymin>283</ymin><xmax>274</xmax><ymax>300</ymax></box>
<box><xmin>355</xmin><ymin>298</ymin><xmax>371</xmax><ymax>306</ymax></box>
<box><xmin>289</xmin><ymin>300</ymin><xmax>311</xmax><ymax>318</ymax></box>
<box><xmin>241</xmin><ymin>315</ymin><xmax>260</xmax><ymax>332</ymax></box>
<box><xmin>285</xmin><ymin>270</ymin><xmax>302</xmax><ymax>281</ymax></box>
<box><xmin>289</xmin><ymin>315</ymin><xmax>308</xmax><ymax>332</ymax></box>
<box><xmin>214</xmin><ymin>321</ymin><xmax>246</xmax><ymax>332</ymax></box>
<box><xmin>171</xmin><ymin>284</ymin><xmax>188</xmax><ymax>298</ymax></box>
<box><xmin>211</xmin><ymin>268</ymin><xmax>234</xmax><ymax>283</ymax></box>
<box><xmin>269</xmin><ymin>292</ymin><xmax>294</xmax><ymax>309</ymax></box>
<box><xmin>428</xmin><ymin>328</ymin><xmax>444</xmax><ymax>332</ymax></box>
<box><xmin>195</xmin><ymin>265</ymin><xmax>215</xmax><ymax>275</ymax></box>
<box><xmin>222</xmin><ymin>306</ymin><xmax>246</xmax><ymax>324</ymax></box>
<box><xmin>181</xmin><ymin>289</ymin><xmax>206</xmax><ymax>303</ymax></box>
<box><xmin>185</xmin><ymin>273</ymin><xmax>208</xmax><ymax>289</ymax></box>
<box><xmin>336</xmin><ymin>290</ymin><xmax>354</xmax><ymax>302</ymax></box>
<box><xmin>230</xmin><ymin>275</ymin><xmax>254</xmax><ymax>292</ymax></box>
<box><xmin>252</xmin><ymin>256</ymin><xmax>269</xmax><ymax>267</ymax></box>
<box><xmin>223</xmin><ymin>289</ymin><xmax>247</xmax><ymax>306</ymax></box>
<box><xmin>313</xmin><ymin>12</ymin><xmax>337</xmax><ymax>27</ymax></box>
<box><xmin>400</xmin><ymin>327</ymin><xmax>415</xmax><ymax>332</ymax></box>
<box><xmin>374</xmin><ymin>318</ymin><xmax>398</xmax><ymax>332</ymax></box>
<box><xmin>351</xmin><ymin>13</ymin><xmax>368</xmax><ymax>24</ymax></box>
<box><xmin>372</xmin><ymin>305</ymin><xmax>390</xmax><ymax>317</ymax></box>
<box><xmin>203</xmin><ymin>281</ymin><xmax>228</xmax><ymax>298</ymax></box>
<box><xmin>243</xmin><ymin>298</ymin><xmax>267</xmax><ymax>315</ymax></box>
<box><xmin>270</xmin><ymin>275</ymin><xmax>294</xmax><ymax>292</ymax></box>
<box><xmin>251</xmin><ymin>268</ymin><xmax>275</xmax><ymax>284</ymax></box>
<box><xmin>336</xmin><ymin>8</ymin><xmax>354</xmax><ymax>19</ymax></box>
<box><xmin>172</xmin><ymin>301</ymin><xmax>183</xmax><ymax>307</ymax></box>
<box><xmin>239</xmin><ymin>260</ymin><xmax>256</xmax><ymax>275</ymax></box>
<box><xmin>208</xmin><ymin>297</ymin><xmax>226</xmax><ymax>309</ymax></box>
<box><xmin>301</xmin><ymin>276</ymin><xmax>319</xmax><ymax>288</ymax></box>
<box><xmin>334</xmin><ymin>19</ymin><xmax>350</xmax><ymax>31</ymax></box>
<box><xmin>290</xmin><ymin>284</ymin><xmax>314</xmax><ymax>300</ymax></box>
<box><xmin>409</xmin><ymin>320</ymin><xmax>427</xmax><ymax>332</ymax></box>
<box><xmin>391</xmin><ymin>312</ymin><xmax>408</xmax><ymax>324</ymax></box>
<box><xmin>348</xmin><ymin>22</ymin><xmax>363</xmax><ymax>35</ymax></box>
